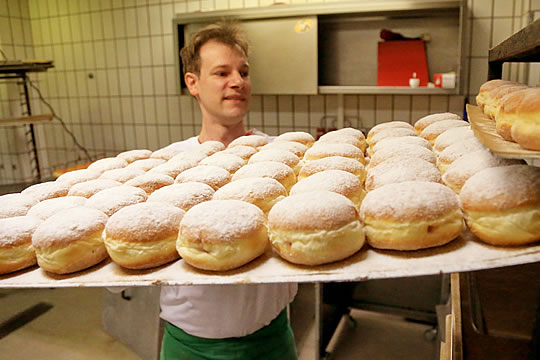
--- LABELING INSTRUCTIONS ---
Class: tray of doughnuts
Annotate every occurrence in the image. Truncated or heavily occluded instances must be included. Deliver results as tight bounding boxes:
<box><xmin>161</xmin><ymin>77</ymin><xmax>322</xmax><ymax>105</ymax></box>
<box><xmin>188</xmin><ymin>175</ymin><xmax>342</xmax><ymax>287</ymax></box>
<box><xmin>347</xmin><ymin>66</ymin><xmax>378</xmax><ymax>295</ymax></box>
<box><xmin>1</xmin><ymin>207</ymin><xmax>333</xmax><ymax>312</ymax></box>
<box><xmin>0</xmin><ymin>124</ymin><xmax>539</xmax><ymax>288</ymax></box>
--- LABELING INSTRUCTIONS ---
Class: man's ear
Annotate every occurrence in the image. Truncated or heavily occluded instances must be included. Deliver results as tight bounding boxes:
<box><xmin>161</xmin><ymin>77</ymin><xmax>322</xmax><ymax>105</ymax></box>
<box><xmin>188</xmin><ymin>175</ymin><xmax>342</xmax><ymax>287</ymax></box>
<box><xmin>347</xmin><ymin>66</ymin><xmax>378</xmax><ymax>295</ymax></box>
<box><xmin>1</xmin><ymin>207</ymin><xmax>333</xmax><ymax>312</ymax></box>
<box><xmin>185</xmin><ymin>72</ymin><xmax>199</xmax><ymax>97</ymax></box>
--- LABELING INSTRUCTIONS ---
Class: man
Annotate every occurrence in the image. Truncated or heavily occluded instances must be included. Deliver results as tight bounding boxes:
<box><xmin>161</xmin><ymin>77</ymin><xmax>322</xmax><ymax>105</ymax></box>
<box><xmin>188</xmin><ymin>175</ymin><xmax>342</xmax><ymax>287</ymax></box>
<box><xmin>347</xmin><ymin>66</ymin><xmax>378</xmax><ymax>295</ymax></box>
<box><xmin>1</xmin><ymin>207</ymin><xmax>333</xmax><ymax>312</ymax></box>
<box><xmin>159</xmin><ymin>21</ymin><xmax>298</xmax><ymax>359</ymax></box>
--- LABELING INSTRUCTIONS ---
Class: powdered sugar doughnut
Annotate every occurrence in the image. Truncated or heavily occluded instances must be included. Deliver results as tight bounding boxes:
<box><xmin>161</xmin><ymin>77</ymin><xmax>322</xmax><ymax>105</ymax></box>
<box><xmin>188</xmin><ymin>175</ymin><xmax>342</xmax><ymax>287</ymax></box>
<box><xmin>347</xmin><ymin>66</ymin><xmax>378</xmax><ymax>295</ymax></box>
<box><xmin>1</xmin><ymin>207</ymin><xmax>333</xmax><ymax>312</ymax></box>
<box><xmin>170</xmin><ymin>151</ymin><xmax>207</xmax><ymax>164</ymax></box>
<box><xmin>86</xmin><ymin>185</ymin><xmax>148</xmax><ymax>216</ymax></box>
<box><xmin>200</xmin><ymin>152</ymin><xmax>246</xmax><ymax>174</ymax></box>
<box><xmin>0</xmin><ymin>216</ymin><xmax>42</xmax><ymax>274</ymax></box>
<box><xmin>248</xmin><ymin>149</ymin><xmax>301</xmax><ymax>174</ymax></box>
<box><xmin>260</xmin><ymin>141</ymin><xmax>308</xmax><ymax>158</ymax></box>
<box><xmin>221</xmin><ymin>145</ymin><xmax>257</xmax><ymax>160</ymax></box>
<box><xmin>433</xmin><ymin>126</ymin><xmax>475</xmax><ymax>154</ymax></box>
<box><xmin>126</xmin><ymin>158</ymin><xmax>166</xmax><ymax>172</ymax></box>
<box><xmin>27</xmin><ymin>196</ymin><xmax>87</xmax><ymax>220</ymax></box>
<box><xmin>231</xmin><ymin>161</ymin><xmax>296</xmax><ymax>193</ymax></box>
<box><xmin>365</xmin><ymin>157</ymin><xmax>441</xmax><ymax>191</ymax></box>
<box><xmin>370</xmin><ymin>135</ymin><xmax>432</xmax><ymax>157</ymax></box>
<box><xmin>420</xmin><ymin>120</ymin><xmax>469</xmax><ymax>144</ymax></box>
<box><xmin>174</xmin><ymin>165</ymin><xmax>231</xmax><ymax>190</ymax></box>
<box><xmin>56</xmin><ymin>169</ymin><xmax>101</xmax><ymax>187</ymax></box>
<box><xmin>116</xmin><ymin>149</ymin><xmax>152</xmax><ymax>163</ymax></box>
<box><xmin>228</xmin><ymin>135</ymin><xmax>269</xmax><ymax>149</ymax></box>
<box><xmin>368</xmin><ymin>143</ymin><xmax>437</xmax><ymax>169</ymax></box>
<box><xmin>177</xmin><ymin>200</ymin><xmax>268</xmax><ymax>271</ymax></box>
<box><xmin>367</xmin><ymin>121</ymin><xmax>414</xmax><ymax>141</ymax></box>
<box><xmin>274</xmin><ymin>131</ymin><xmax>315</xmax><ymax>147</ymax></box>
<box><xmin>196</xmin><ymin>140</ymin><xmax>226</xmax><ymax>156</ymax></box>
<box><xmin>147</xmin><ymin>182</ymin><xmax>215</xmax><ymax>212</ymax></box>
<box><xmin>298</xmin><ymin>156</ymin><xmax>366</xmax><ymax>183</ymax></box>
<box><xmin>148</xmin><ymin>158</ymin><xmax>198</xmax><ymax>179</ymax></box>
<box><xmin>366</xmin><ymin>127</ymin><xmax>417</xmax><ymax>148</ymax></box>
<box><xmin>360</xmin><ymin>181</ymin><xmax>464</xmax><ymax>250</ymax></box>
<box><xmin>290</xmin><ymin>170</ymin><xmax>366</xmax><ymax>208</ymax></box>
<box><xmin>32</xmin><ymin>207</ymin><xmax>108</xmax><ymax>274</ymax></box>
<box><xmin>304</xmin><ymin>143</ymin><xmax>365</xmax><ymax>165</ymax></box>
<box><xmin>125</xmin><ymin>172</ymin><xmax>174</xmax><ymax>194</ymax></box>
<box><xmin>67</xmin><ymin>179</ymin><xmax>122</xmax><ymax>198</ymax></box>
<box><xmin>150</xmin><ymin>148</ymin><xmax>180</xmax><ymax>161</ymax></box>
<box><xmin>21</xmin><ymin>181</ymin><xmax>70</xmax><ymax>202</ymax></box>
<box><xmin>0</xmin><ymin>193</ymin><xmax>38</xmax><ymax>219</ymax></box>
<box><xmin>213</xmin><ymin>177</ymin><xmax>287</xmax><ymax>214</ymax></box>
<box><xmin>437</xmin><ymin>137</ymin><xmax>486</xmax><ymax>174</ymax></box>
<box><xmin>414</xmin><ymin>112</ymin><xmax>461</xmax><ymax>133</ymax></box>
<box><xmin>99</xmin><ymin>167</ymin><xmax>145</xmax><ymax>183</ymax></box>
<box><xmin>104</xmin><ymin>202</ymin><xmax>185</xmax><ymax>269</ymax></box>
<box><xmin>88</xmin><ymin>157</ymin><xmax>128</xmax><ymax>174</ymax></box>
<box><xmin>331</xmin><ymin>127</ymin><xmax>366</xmax><ymax>141</ymax></box>
<box><xmin>460</xmin><ymin>165</ymin><xmax>540</xmax><ymax>245</ymax></box>
<box><xmin>316</xmin><ymin>134</ymin><xmax>367</xmax><ymax>153</ymax></box>
<box><xmin>442</xmin><ymin>149</ymin><xmax>522</xmax><ymax>194</ymax></box>
<box><xmin>268</xmin><ymin>191</ymin><xmax>365</xmax><ymax>266</ymax></box>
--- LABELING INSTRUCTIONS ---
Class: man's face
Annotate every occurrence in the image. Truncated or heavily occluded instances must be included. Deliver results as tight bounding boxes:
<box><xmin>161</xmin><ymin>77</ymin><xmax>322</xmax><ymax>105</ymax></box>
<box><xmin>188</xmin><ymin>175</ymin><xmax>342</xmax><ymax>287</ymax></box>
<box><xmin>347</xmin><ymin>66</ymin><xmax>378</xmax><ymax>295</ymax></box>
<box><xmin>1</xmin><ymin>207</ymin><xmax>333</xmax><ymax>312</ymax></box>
<box><xmin>186</xmin><ymin>40</ymin><xmax>251</xmax><ymax>126</ymax></box>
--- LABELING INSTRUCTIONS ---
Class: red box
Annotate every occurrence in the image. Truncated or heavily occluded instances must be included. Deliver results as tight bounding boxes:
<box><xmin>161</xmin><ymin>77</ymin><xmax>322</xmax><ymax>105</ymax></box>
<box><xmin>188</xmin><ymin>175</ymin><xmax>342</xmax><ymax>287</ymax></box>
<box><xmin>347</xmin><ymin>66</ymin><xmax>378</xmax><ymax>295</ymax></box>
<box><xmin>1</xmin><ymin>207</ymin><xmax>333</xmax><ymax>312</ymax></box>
<box><xmin>377</xmin><ymin>40</ymin><xmax>429</xmax><ymax>86</ymax></box>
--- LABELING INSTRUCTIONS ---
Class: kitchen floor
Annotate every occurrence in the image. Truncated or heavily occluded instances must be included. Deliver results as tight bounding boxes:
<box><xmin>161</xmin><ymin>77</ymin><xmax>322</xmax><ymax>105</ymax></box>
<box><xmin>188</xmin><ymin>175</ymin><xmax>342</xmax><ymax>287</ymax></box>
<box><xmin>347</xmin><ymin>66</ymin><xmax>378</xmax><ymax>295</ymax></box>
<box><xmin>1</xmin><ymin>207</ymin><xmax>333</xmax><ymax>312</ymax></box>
<box><xmin>0</xmin><ymin>287</ymin><xmax>437</xmax><ymax>360</ymax></box>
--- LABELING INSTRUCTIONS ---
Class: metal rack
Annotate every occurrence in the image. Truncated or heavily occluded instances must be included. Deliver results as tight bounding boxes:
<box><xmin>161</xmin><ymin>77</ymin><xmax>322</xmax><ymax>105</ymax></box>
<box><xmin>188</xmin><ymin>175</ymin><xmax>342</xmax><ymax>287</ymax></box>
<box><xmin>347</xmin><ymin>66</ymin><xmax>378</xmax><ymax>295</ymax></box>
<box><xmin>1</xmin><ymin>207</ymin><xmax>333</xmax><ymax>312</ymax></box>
<box><xmin>0</xmin><ymin>60</ymin><xmax>54</xmax><ymax>182</ymax></box>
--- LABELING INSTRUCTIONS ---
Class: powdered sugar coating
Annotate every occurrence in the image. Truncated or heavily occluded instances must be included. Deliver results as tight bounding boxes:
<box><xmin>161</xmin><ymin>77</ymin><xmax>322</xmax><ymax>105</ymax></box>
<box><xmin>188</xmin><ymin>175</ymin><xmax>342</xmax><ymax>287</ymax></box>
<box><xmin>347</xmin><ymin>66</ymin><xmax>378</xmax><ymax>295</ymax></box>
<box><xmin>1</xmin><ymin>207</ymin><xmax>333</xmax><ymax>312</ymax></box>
<box><xmin>147</xmin><ymin>182</ymin><xmax>215</xmax><ymax>211</ymax></box>
<box><xmin>367</xmin><ymin>127</ymin><xmax>418</xmax><ymax>147</ymax></box>
<box><xmin>228</xmin><ymin>135</ymin><xmax>269</xmax><ymax>149</ymax></box>
<box><xmin>175</xmin><ymin>165</ymin><xmax>231</xmax><ymax>190</ymax></box>
<box><xmin>200</xmin><ymin>152</ymin><xmax>245</xmax><ymax>174</ymax></box>
<box><xmin>56</xmin><ymin>169</ymin><xmax>101</xmax><ymax>187</ymax></box>
<box><xmin>460</xmin><ymin>165</ymin><xmax>540</xmax><ymax>211</ymax></box>
<box><xmin>433</xmin><ymin>126</ymin><xmax>475</xmax><ymax>153</ymax></box>
<box><xmin>27</xmin><ymin>196</ymin><xmax>87</xmax><ymax>220</ymax></box>
<box><xmin>304</xmin><ymin>143</ymin><xmax>364</xmax><ymax>162</ymax></box>
<box><xmin>88</xmin><ymin>157</ymin><xmax>128</xmax><ymax>173</ymax></box>
<box><xmin>260</xmin><ymin>141</ymin><xmax>308</xmax><ymax>158</ymax></box>
<box><xmin>86</xmin><ymin>185</ymin><xmax>148</xmax><ymax>216</ymax></box>
<box><xmin>248</xmin><ymin>148</ymin><xmax>300</xmax><ymax>168</ymax></box>
<box><xmin>213</xmin><ymin>177</ymin><xmax>287</xmax><ymax>210</ymax></box>
<box><xmin>360</xmin><ymin>181</ymin><xmax>460</xmax><ymax>221</ymax></box>
<box><xmin>369</xmin><ymin>143</ymin><xmax>437</xmax><ymax>168</ymax></box>
<box><xmin>21</xmin><ymin>181</ymin><xmax>70</xmax><ymax>202</ymax></box>
<box><xmin>126</xmin><ymin>158</ymin><xmax>166</xmax><ymax>172</ymax></box>
<box><xmin>150</xmin><ymin>148</ymin><xmax>180</xmax><ymax>161</ymax></box>
<box><xmin>291</xmin><ymin>170</ymin><xmax>363</xmax><ymax>198</ymax></box>
<box><xmin>437</xmin><ymin>137</ymin><xmax>485</xmax><ymax>166</ymax></box>
<box><xmin>298</xmin><ymin>156</ymin><xmax>365</xmax><ymax>180</ymax></box>
<box><xmin>221</xmin><ymin>145</ymin><xmax>257</xmax><ymax>160</ymax></box>
<box><xmin>196</xmin><ymin>141</ymin><xmax>226</xmax><ymax>156</ymax></box>
<box><xmin>316</xmin><ymin>134</ymin><xmax>366</xmax><ymax>151</ymax></box>
<box><xmin>0</xmin><ymin>193</ymin><xmax>38</xmax><ymax>219</ymax></box>
<box><xmin>148</xmin><ymin>158</ymin><xmax>198</xmax><ymax>178</ymax></box>
<box><xmin>367</xmin><ymin>121</ymin><xmax>414</xmax><ymax>140</ymax></box>
<box><xmin>274</xmin><ymin>131</ymin><xmax>315</xmax><ymax>146</ymax></box>
<box><xmin>331</xmin><ymin>127</ymin><xmax>366</xmax><ymax>141</ymax></box>
<box><xmin>180</xmin><ymin>200</ymin><xmax>265</xmax><ymax>243</ymax></box>
<box><xmin>231</xmin><ymin>161</ymin><xmax>295</xmax><ymax>188</ymax></box>
<box><xmin>125</xmin><ymin>172</ymin><xmax>174</xmax><ymax>194</ymax></box>
<box><xmin>371</xmin><ymin>136</ymin><xmax>432</xmax><ymax>154</ymax></box>
<box><xmin>68</xmin><ymin>179</ymin><xmax>122</xmax><ymax>198</ymax></box>
<box><xmin>99</xmin><ymin>167</ymin><xmax>145</xmax><ymax>183</ymax></box>
<box><xmin>366</xmin><ymin>157</ymin><xmax>441</xmax><ymax>191</ymax></box>
<box><xmin>117</xmin><ymin>149</ymin><xmax>152</xmax><ymax>163</ymax></box>
<box><xmin>170</xmin><ymin>151</ymin><xmax>207</xmax><ymax>164</ymax></box>
<box><xmin>414</xmin><ymin>112</ymin><xmax>461</xmax><ymax>132</ymax></box>
<box><xmin>0</xmin><ymin>215</ymin><xmax>42</xmax><ymax>247</ymax></box>
<box><xmin>420</xmin><ymin>120</ymin><xmax>469</xmax><ymax>142</ymax></box>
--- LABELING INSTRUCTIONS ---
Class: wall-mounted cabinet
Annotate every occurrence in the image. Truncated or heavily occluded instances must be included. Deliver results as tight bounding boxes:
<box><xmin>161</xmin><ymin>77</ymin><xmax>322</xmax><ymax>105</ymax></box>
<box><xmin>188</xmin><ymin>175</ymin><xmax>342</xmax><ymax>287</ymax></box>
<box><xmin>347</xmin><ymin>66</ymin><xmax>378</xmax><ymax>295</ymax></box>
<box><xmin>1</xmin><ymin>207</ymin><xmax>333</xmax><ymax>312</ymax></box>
<box><xmin>173</xmin><ymin>0</ymin><xmax>465</xmax><ymax>95</ymax></box>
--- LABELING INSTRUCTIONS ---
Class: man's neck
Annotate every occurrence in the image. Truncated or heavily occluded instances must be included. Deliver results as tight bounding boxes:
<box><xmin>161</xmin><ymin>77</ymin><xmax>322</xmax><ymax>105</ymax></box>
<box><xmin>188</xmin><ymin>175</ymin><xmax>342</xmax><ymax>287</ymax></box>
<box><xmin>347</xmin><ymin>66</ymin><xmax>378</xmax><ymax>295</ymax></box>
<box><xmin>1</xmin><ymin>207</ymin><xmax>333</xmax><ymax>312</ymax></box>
<box><xmin>198</xmin><ymin>120</ymin><xmax>247</xmax><ymax>147</ymax></box>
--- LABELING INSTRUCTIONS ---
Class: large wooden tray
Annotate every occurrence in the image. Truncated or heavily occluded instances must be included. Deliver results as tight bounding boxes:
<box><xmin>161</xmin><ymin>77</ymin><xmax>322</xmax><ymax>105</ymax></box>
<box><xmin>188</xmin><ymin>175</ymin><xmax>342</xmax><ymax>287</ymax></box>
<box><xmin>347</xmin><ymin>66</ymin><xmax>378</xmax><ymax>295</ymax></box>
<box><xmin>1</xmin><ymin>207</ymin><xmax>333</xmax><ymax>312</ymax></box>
<box><xmin>1</xmin><ymin>231</ymin><xmax>539</xmax><ymax>288</ymax></box>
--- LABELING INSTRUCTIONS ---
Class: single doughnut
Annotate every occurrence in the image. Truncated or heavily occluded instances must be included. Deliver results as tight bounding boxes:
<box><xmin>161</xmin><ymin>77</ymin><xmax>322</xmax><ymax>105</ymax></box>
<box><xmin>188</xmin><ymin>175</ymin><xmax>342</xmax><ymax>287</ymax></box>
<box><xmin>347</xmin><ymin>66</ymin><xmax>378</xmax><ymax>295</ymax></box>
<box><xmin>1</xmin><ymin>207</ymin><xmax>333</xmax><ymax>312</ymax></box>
<box><xmin>170</xmin><ymin>151</ymin><xmax>207</xmax><ymax>164</ymax></box>
<box><xmin>368</xmin><ymin>143</ymin><xmax>437</xmax><ymax>169</ymax></box>
<box><xmin>148</xmin><ymin>158</ymin><xmax>198</xmax><ymax>179</ymax></box>
<box><xmin>367</xmin><ymin>121</ymin><xmax>414</xmax><ymax>142</ymax></box>
<box><xmin>0</xmin><ymin>216</ymin><xmax>42</xmax><ymax>274</ymax></box>
<box><xmin>433</xmin><ymin>126</ymin><xmax>475</xmax><ymax>154</ymax></box>
<box><xmin>99</xmin><ymin>167</ymin><xmax>146</xmax><ymax>183</ymax></box>
<box><xmin>56</xmin><ymin>169</ymin><xmax>101</xmax><ymax>187</ymax></box>
<box><xmin>196</xmin><ymin>140</ymin><xmax>226</xmax><ymax>156</ymax></box>
<box><xmin>221</xmin><ymin>145</ymin><xmax>257</xmax><ymax>161</ymax></box>
<box><xmin>213</xmin><ymin>177</ymin><xmax>287</xmax><ymax>214</ymax></box>
<box><xmin>437</xmin><ymin>137</ymin><xmax>486</xmax><ymax>174</ymax></box>
<box><xmin>259</xmin><ymin>141</ymin><xmax>308</xmax><ymax>158</ymax></box>
<box><xmin>420</xmin><ymin>119</ymin><xmax>469</xmax><ymax>144</ymax></box>
<box><xmin>297</xmin><ymin>156</ymin><xmax>366</xmax><ymax>183</ymax></box>
<box><xmin>360</xmin><ymin>181</ymin><xmax>464</xmax><ymax>250</ymax></box>
<box><xmin>495</xmin><ymin>88</ymin><xmax>536</xmax><ymax>141</ymax></box>
<box><xmin>27</xmin><ymin>196</ymin><xmax>87</xmax><ymax>221</ymax></box>
<box><xmin>483</xmin><ymin>84</ymin><xmax>529</xmax><ymax>119</ymax></box>
<box><xmin>369</xmin><ymin>135</ymin><xmax>432</xmax><ymax>157</ymax></box>
<box><xmin>365</xmin><ymin>157</ymin><xmax>441</xmax><ymax>191</ymax></box>
<box><xmin>21</xmin><ymin>181</ymin><xmax>70</xmax><ymax>202</ymax></box>
<box><xmin>304</xmin><ymin>143</ymin><xmax>365</xmax><ymax>165</ymax></box>
<box><xmin>87</xmin><ymin>157</ymin><xmax>128</xmax><ymax>174</ymax></box>
<box><xmin>147</xmin><ymin>182</ymin><xmax>215</xmax><ymax>212</ymax></box>
<box><xmin>248</xmin><ymin>149</ymin><xmax>302</xmax><ymax>175</ymax></box>
<box><xmin>267</xmin><ymin>191</ymin><xmax>365</xmax><ymax>266</ymax></box>
<box><xmin>414</xmin><ymin>113</ymin><xmax>461</xmax><ymax>133</ymax></box>
<box><xmin>274</xmin><ymin>131</ymin><xmax>315</xmax><ymax>147</ymax></box>
<box><xmin>228</xmin><ymin>135</ymin><xmax>269</xmax><ymax>149</ymax></box>
<box><xmin>67</xmin><ymin>179</ymin><xmax>122</xmax><ymax>198</ymax></box>
<box><xmin>126</xmin><ymin>158</ymin><xmax>166</xmax><ymax>172</ymax></box>
<box><xmin>177</xmin><ymin>200</ymin><xmax>268</xmax><ymax>271</ymax></box>
<box><xmin>125</xmin><ymin>172</ymin><xmax>174</xmax><ymax>194</ymax></box>
<box><xmin>476</xmin><ymin>79</ymin><xmax>518</xmax><ymax>111</ymax></box>
<box><xmin>32</xmin><ymin>207</ymin><xmax>109</xmax><ymax>274</ymax></box>
<box><xmin>510</xmin><ymin>88</ymin><xmax>540</xmax><ymax>151</ymax></box>
<box><xmin>442</xmin><ymin>149</ymin><xmax>523</xmax><ymax>194</ymax></box>
<box><xmin>330</xmin><ymin>127</ymin><xmax>366</xmax><ymax>141</ymax></box>
<box><xmin>366</xmin><ymin>127</ymin><xmax>418</xmax><ymax>148</ymax></box>
<box><xmin>86</xmin><ymin>185</ymin><xmax>148</xmax><ymax>217</ymax></box>
<box><xmin>199</xmin><ymin>152</ymin><xmax>246</xmax><ymax>174</ymax></box>
<box><xmin>104</xmin><ymin>202</ymin><xmax>185</xmax><ymax>269</ymax></box>
<box><xmin>0</xmin><ymin>193</ymin><xmax>38</xmax><ymax>219</ymax></box>
<box><xmin>174</xmin><ymin>165</ymin><xmax>231</xmax><ymax>190</ymax></box>
<box><xmin>290</xmin><ymin>170</ymin><xmax>366</xmax><ymax>208</ymax></box>
<box><xmin>150</xmin><ymin>148</ymin><xmax>180</xmax><ymax>161</ymax></box>
<box><xmin>460</xmin><ymin>165</ymin><xmax>540</xmax><ymax>245</ymax></box>
<box><xmin>116</xmin><ymin>149</ymin><xmax>152</xmax><ymax>163</ymax></box>
<box><xmin>231</xmin><ymin>161</ymin><xmax>296</xmax><ymax>193</ymax></box>
<box><xmin>316</xmin><ymin>134</ymin><xmax>367</xmax><ymax>153</ymax></box>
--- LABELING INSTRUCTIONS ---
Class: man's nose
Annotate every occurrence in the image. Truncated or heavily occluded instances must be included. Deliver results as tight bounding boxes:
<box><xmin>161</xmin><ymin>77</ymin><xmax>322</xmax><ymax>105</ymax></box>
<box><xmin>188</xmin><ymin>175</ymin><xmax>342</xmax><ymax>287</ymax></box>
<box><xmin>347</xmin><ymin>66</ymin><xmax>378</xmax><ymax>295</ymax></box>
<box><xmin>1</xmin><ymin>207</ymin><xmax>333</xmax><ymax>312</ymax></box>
<box><xmin>229</xmin><ymin>72</ymin><xmax>244</xmax><ymax>88</ymax></box>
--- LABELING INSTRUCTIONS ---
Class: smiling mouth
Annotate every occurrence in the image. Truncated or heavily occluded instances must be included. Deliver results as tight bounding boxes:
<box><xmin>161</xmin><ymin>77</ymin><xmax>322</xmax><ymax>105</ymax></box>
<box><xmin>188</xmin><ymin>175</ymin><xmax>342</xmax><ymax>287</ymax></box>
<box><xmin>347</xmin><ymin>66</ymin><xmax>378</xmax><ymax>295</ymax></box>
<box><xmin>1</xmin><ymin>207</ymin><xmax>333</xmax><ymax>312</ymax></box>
<box><xmin>224</xmin><ymin>95</ymin><xmax>245</xmax><ymax>101</ymax></box>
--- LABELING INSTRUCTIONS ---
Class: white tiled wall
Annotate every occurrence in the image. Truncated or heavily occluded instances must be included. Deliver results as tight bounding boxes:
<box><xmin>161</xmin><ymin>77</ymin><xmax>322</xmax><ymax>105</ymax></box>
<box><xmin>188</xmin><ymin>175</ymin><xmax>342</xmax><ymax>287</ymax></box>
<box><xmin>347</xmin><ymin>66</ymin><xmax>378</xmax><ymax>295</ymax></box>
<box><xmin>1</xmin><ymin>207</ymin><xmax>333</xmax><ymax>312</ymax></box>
<box><xmin>0</xmin><ymin>0</ymin><xmax>537</xmax><ymax>184</ymax></box>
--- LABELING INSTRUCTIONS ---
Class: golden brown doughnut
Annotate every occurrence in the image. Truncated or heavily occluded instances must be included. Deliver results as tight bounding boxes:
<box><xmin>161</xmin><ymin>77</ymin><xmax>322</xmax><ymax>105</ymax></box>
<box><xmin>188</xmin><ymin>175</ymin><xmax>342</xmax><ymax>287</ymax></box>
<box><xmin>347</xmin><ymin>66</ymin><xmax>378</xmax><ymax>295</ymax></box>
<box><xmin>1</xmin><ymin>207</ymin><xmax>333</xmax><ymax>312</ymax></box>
<box><xmin>199</xmin><ymin>152</ymin><xmax>246</xmax><ymax>174</ymax></box>
<box><xmin>99</xmin><ymin>167</ymin><xmax>145</xmax><ymax>183</ymax></box>
<box><xmin>27</xmin><ymin>196</ymin><xmax>87</xmax><ymax>221</ymax></box>
<box><xmin>116</xmin><ymin>149</ymin><xmax>152</xmax><ymax>163</ymax></box>
<box><xmin>221</xmin><ymin>145</ymin><xmax>258</xmax><ymax>161</ymax></box>
<box><xmin>56</xmin><ymin>169</ymin><xmax>101</xmax><ymax>187</ymax></box>
<box><xmin>304</xmin><ymin>143</ymin><xmax>365</xmax><ymax>165</ymax></box>
<box><xmin>433</xmin><ymin>126</ymin><xmax>475</xmax><ymax>154</ymax></box>
<box><xmin>510</xmin><ymin>88</ymin><xmax>540</xmax><ymax>150</ymax></box>
<box><xmin>483</xmin><ymin>84</ymin><xmax>529</xmax><ymax>119</ymax></box>
<box><xmin>228</xmin><ymin>135</ymin><xmax>269</xmax><ymax>149</ymax></box>
<box><xmin>0</xmin><ymin>193</ymin><xmax>38</xmax><ymax>219</ymax></box>
<box><xmin>414</xmin><ymin>112</ymin><xmax>461</xmax><ymax>133</ymax></box>
<box><xmin>460</xmin><ymin>165</ymin><xmax>540</xmax><ymax>245</ymax></box>
<box><xmin>495</xmin><ymin>88</ymin><xmax>536</xmax><ymax>141</ymax></box>
<box><xmin>476</xmin><ymin>79</ymin><xmax>518</xmax><ymax>111</ymax></box>
<box><xmin>67</xmin><ymin>179</ymin><xmax>122</xmax><ymax>198</ymax></box>
<box><xmin>104</xmin><ymin>202</ymin><xmax>185</xmax><ymax>269</ymax></box>
<box><xmin>365</xmin><ymin>157</ymin><xmax>441</xmax><ymax>191</ymax></box>
<box><xmin>297</xmin><ymin>156</ymin><xmax>366</xmax><ymax>183</ymax></box>
<box><xmin>368</xmin><ymin>143</ymin><xmax>437</xmax><ymax>169</ymax></box>
<box><xmin>21</xmin><ymin>181</ymin><xmax>70</xmax><ymax>202</ymax></box>
<box><xmin>419</xmin><ymin>119</ymin><xmax>469</xmax><ymax>144</ymax></box>
<box><xmin>86</xmin><ymin>185</ymin><xmax>148</xmax><ymax>217</ymax></box>
<box><xmin>231</xmin><ymin>161</ymin><xmax>296</xmax><ymax>193</ymax></box>
<box><xmin>125</xmin><ymin>172</ymin><xmax>174</xmax><ymax>194</ymax></box>
<box><xmin>267</xmin><ymin>191</ymin><xmax>365</xmax><ymax>266</ymax></box>
<box><xmin>0</xmin><ymin>216</ymin><xmax>42</xmax><ymax>274</ymax></box>
<box><xmin>87</xmin><ymin>157</ymin><xmax>128</xmax><ymax>174</ymax></box>
<box><xmin>248</xmin><ymin>149</ymin><xmax>302</xmax><ymax>175</ymax></box>
<box><xmin>174</xmin><ymin>165</ymin><xmax>231</xmax><ymax>190</ymax></box>
<box><xmin>259</xmin><ymin>141</ymin><xmax>308</xmax><ymax>158</ymax></box>
<box><xmin>147</xmin><ymin>182</ymin><xmax>215</xmax><ymax>212</ymax></box>
<box><xmin>177</xmin><ymin>200</ymin><xmax>268</xmax><ymax>271</ymax></box>
<box><xmin>32</xmin><ymin>207</ymin><xmax>109</xmax><ymax>274</ymax></box>
<box><xmin>274</xmin><ymin>131</ymin><xmax>315</xmax><ymax>147</ymax></box>
<box><xmin>360</xmin><ymin>181</ymin><xmax>464</xmax><ymax>250</ymax></box>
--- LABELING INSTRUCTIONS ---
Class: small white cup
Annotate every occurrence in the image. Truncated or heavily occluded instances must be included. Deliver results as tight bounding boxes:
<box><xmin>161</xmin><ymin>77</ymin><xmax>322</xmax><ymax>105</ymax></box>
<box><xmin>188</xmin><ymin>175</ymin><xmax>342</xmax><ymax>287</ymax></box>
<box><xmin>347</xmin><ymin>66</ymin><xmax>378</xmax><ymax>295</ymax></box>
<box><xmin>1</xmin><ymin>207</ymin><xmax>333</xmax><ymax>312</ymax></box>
<box><xmin>409</xmin><ymin>78</ymin><xmax>420</xmax><ymax>88</ymax></box>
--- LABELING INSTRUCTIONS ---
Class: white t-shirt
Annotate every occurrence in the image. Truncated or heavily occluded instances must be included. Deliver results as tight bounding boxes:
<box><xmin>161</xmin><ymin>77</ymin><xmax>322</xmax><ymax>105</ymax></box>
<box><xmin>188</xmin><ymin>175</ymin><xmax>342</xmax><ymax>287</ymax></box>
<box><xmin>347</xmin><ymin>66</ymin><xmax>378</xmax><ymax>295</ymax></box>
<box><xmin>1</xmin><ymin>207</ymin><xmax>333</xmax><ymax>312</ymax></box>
<box><xmin>160</xmin><ymin>131</ymin><xmax>298</xmax><ymax>339</ymax></box>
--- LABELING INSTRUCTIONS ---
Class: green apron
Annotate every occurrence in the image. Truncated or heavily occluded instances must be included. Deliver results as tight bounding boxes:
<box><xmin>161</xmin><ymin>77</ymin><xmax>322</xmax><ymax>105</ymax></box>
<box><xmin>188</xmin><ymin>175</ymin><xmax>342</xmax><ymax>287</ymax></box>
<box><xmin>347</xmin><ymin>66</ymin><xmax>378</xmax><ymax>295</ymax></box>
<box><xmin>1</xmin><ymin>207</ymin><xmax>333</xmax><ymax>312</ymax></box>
<box><xmin>160</xmin><ymin>308</ymin><xmax>297</xmax><ymax>360</ymax></box>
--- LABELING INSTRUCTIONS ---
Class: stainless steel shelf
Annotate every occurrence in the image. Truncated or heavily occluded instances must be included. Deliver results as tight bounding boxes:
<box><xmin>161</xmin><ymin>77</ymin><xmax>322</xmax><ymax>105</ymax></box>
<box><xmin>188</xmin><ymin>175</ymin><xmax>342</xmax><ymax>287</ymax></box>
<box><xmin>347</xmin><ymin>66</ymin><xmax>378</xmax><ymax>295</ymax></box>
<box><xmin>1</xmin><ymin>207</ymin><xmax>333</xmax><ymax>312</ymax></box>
<box><xmin>318</xmin><ymin>86</ymin><xmax>459</xmax><ymax>95</ymax></box>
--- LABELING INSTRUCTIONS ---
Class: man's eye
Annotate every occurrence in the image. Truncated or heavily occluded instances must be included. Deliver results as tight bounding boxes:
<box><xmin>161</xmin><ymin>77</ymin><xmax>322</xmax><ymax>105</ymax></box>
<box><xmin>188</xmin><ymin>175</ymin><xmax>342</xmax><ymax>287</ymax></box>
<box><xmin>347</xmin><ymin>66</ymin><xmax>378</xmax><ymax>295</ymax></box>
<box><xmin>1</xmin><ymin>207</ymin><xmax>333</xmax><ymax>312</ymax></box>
<box><xmin>241</xmin><ymin>72</ymin><xmax>249</xmax><ymax>77</ymax></box>
<box><xmin>216</xmin><ymin>72</ymin><xmax>227</xmax><ymax>76</ymax></box>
